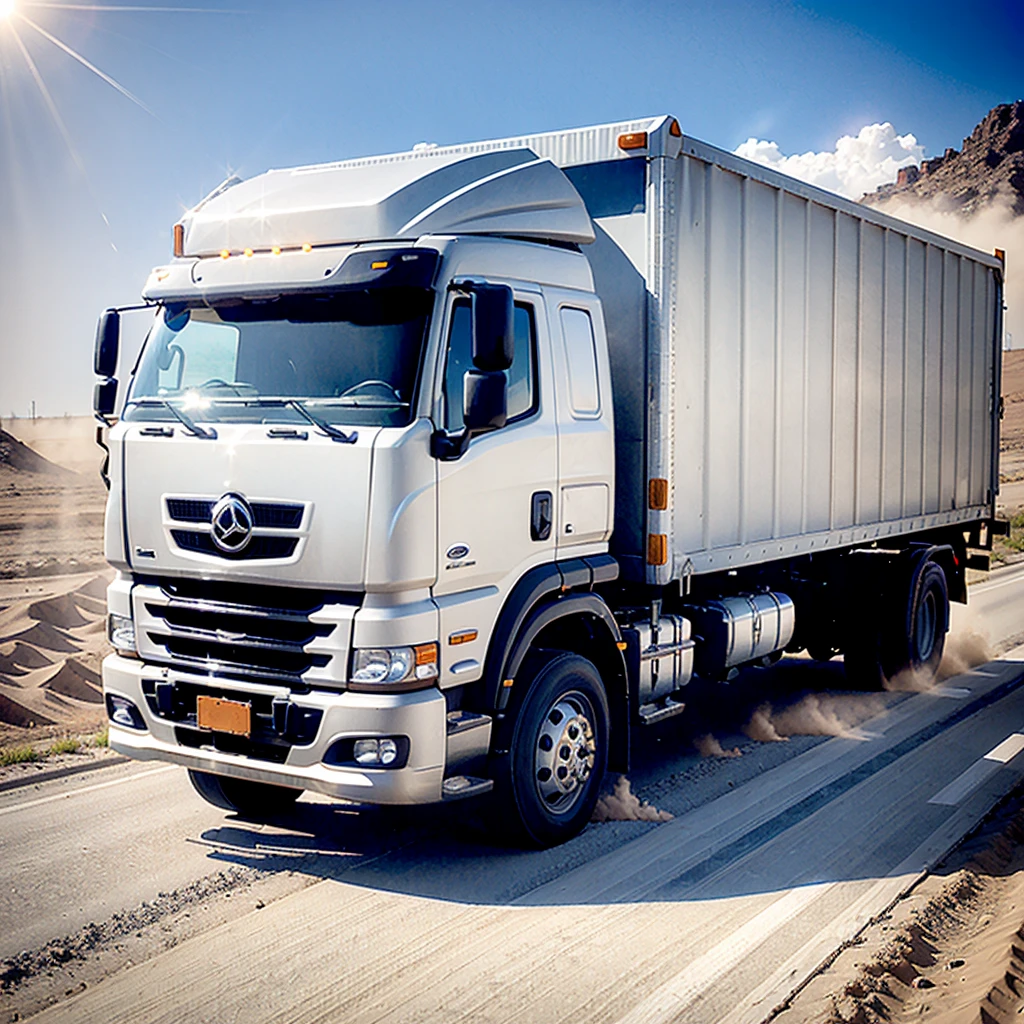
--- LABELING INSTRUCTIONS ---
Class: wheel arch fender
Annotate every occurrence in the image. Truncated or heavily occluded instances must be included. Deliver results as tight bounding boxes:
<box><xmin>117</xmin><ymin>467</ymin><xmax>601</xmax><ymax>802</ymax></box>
<box><xmin>491</xmin><ymin>593</ymin><xmax>629</xmax><ymax>774</ymax></box>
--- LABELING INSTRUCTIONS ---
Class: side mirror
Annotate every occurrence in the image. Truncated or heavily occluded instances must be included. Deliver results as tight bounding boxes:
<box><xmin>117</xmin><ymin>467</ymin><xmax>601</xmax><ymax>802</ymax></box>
<box><xmin>94</xmin><ymin>309</ymin><xmax>120</xmax><ymax>378</ymax></box>
<box><xmin>472</xmin><ymin>284</ymin><xmax>513</xmax><ymax>371</ymax></box>
<box><xmin>93</xmin><ymin>378</ymin><xmax>118</xmax><ymax>418</ymax></box>
<box><xmin>463</xmin><ymin>370</ymin><xmax>507</xmax><ymax>432</ymax></box>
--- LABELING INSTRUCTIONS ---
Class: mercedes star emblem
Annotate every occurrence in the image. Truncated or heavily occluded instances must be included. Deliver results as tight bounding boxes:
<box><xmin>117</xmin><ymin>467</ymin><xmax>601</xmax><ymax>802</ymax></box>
<box><xmin>210</xmin><ymin>493</ymin><xmax>254</xmax><ymax>553</ymax></box>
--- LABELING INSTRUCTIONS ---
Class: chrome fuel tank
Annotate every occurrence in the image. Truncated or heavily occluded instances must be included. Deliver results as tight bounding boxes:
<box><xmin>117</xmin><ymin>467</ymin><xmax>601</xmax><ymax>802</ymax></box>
<box><xmin>686</xmin><ymin>592</ymin><xmax>795</xmax><ymax>678</ymax></box>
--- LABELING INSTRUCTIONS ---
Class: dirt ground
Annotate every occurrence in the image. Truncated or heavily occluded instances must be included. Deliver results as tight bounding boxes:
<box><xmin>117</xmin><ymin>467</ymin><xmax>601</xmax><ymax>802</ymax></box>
<box><xmin>0</xmin><ymin>416</ymin><xmax>111</xmax><ymax>743</ymax></box>
<box><xmin>779</xmin><ymin>784</ymin><xmax>1024</xmax><ymax>1024</ymax></box>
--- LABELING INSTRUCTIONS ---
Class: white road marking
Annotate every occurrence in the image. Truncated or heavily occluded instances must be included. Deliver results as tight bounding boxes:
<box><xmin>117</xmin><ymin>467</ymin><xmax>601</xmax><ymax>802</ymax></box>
<box><xmin>0</xmin><ymin>765</ymin><xmax>175</xmax><ymax>817</ymax></box>
<box><xmin>985</xmin><ymin>733</ymin><xmax>1024</xmax><ymax>762</ymax></box>
<box><xmin>613</xmin><ymin>883</ymin><xmax>834</xmax><ymax>1024</ymax></box>
<box><xmin>928</xmin><ymin>732</ymin><xmax>1024</xmax><ymax>806</ymax></box>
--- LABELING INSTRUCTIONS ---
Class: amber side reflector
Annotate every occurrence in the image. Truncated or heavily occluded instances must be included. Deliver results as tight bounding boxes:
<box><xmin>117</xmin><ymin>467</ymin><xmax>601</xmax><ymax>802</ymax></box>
<box><xmin>647</xmin><ymin>533</ymin><xmax>668</xmax><ymax>566</ymax></box>
<box><xmin>371</xmin><ymin>260</ymin><xmax>389</xmax><ymax>270</ymax></box>
<box><xmin>449</xmin><ymin>630</ymin><xmax>478</xmax><ymax>646</ymax></box>
<box><xmin>995</xmin><ymin>248</ymin><xmax>1006</xmax><ymax>263</ymax></box>
<box><xmin>414</xmin><ymin>643</ymin><xmax>438</xmax><ymax>666</ymax></box>
<box><xmin>172</xmin><ymin>223</ymin><xmax>184</xmax><ymax>257</ymax></box>
<box><xmin>669</xmin><ymin>119</ymin><xmax>682</xmax><ymax>137</ymax></box>
<box><xmin>618</xmin><ymin>131</ymin><xmax>648</xmax><ymax>151</ymax></box>
<box><xmin>649</xmin><ymin>478</ymin><xmax>669</xmax><ymax>510</ymax></box>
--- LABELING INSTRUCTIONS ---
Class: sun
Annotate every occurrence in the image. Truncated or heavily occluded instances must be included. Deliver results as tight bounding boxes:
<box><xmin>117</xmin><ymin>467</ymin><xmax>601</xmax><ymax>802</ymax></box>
<box><xmin>0</xmin><ymin>0</ymin><xmax>16</xmax><ymax>21</ymax></box>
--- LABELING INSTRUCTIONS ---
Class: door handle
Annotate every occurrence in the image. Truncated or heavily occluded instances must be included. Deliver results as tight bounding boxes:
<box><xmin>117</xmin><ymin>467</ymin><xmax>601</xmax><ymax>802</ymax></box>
<box><xmin>531</xmin><ymin>491</ymin><xmax>552</xmax><ymax>541</ymax></box>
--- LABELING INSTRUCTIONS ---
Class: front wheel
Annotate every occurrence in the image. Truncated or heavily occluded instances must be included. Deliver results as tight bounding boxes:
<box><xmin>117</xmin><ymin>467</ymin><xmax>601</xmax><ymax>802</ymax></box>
<box><xmin>187</xmin><ymin>770</ymin><xmax>302</xmax><ymax>818</ymax></box>
<box><xmin>492</xmin><ymin>652</ymin><xmax>609</xmax><ymax>848</ymax></box>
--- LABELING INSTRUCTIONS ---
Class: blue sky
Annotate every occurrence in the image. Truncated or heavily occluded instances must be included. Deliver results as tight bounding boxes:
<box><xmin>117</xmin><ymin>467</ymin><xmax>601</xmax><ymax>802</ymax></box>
<box><xmin>0</xmin><ymin>0</ymin><xmax>1021</xmax><ymax>416</ymax></box>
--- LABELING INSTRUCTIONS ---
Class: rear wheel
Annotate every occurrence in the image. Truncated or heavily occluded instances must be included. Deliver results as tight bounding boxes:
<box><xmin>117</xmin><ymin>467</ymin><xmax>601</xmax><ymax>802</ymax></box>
<box><xmin>843</xmin><ymin>557</ymin><xmax>948</xmax><ymax>689</ymax></box>
<box><xmin>492</xmin><ymin>652</ymin><xmax>609</xmax><ymax>848</ymax></box>
<box><xmin>187</xmin><ymin>770</ymin><xmax>302</xmax><ymax>818</ymax></box>
<box><xmin>883</xmin><ymin>560</ymin><xmax>948</xmax><ymax>684</ymax></box>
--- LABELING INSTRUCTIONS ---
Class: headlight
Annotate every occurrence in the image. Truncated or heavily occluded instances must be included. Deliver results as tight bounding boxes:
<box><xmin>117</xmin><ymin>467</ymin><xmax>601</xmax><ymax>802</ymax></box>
<box><xmin>108</xmin><ymin>613</ymin><xmax>137</xmax><ymax>656</ymax></box>
<box><xmin>349</xmin><ymin>643</ymin><xmax>438</xmax><ymax>691</ymax></box>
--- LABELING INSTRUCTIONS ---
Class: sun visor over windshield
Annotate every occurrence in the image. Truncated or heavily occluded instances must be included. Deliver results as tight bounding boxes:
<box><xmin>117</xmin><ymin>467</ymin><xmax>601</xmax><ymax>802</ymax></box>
<box><xmin>143</xmin><ymin>246</ymin><xmax>440</xmax><ymax>304</ymax></box>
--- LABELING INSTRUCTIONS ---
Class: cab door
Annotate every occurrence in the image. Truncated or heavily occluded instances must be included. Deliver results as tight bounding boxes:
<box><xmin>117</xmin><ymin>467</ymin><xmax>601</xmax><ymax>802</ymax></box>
<box><xmin>433</xmin><ymin>287</ymin><xmax>558</xmax><ymax>684</ymax></box>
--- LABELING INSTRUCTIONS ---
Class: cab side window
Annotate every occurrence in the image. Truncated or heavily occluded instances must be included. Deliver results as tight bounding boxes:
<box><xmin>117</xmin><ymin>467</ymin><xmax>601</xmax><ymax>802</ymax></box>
<box><xmin>442</xmin><ymin>299</ymin><xmax>537</xmax><ymax>431</ymax></box>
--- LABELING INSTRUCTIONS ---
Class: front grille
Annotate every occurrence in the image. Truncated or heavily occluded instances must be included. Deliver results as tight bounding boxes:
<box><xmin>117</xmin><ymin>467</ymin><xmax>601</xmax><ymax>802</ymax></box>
<box><xmin>138</xmin><ymin>578</ymin><xmax>355</xmax><ymax>685</ymax></box>
<box><xmin>170</xmin><ymin>530</ymin><xmax>299</xmax><ymax>560</ymax></box>
<box><xmin>166</xmin><ymin>499</ymin><xmax>304</xmax><ymax>529</ymax></box>
<box><xmin>166</xmin><ymin>499</ymin><xmax>213</xmax><ymax>522</ymax></box>
<box><xmin>166</xmin><ymin>497</ymin><xmax>306</xmax><ymax>561</ymax></box>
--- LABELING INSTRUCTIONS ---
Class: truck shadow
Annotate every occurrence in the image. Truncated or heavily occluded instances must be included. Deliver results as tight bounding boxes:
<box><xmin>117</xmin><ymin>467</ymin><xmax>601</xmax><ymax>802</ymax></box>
<box><xmin>189</xmin><ymin>657</ymin><xmax>1022</xmax><ymax>906</ymax></box>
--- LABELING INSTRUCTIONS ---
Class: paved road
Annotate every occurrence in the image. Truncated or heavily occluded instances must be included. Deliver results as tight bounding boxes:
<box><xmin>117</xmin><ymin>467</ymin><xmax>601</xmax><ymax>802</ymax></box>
<box><xmin>2</xmin><ymin>567</ymin><xmax>1023</xmax><ymax>1022</ymax></box>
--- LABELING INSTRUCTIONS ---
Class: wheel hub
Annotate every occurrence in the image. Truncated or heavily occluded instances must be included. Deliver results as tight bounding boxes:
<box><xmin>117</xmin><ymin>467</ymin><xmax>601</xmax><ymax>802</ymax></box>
<box><xmin>533</xmin><ymin>692</ymin><xmax>596</xmax><ymax>814</ymax></box>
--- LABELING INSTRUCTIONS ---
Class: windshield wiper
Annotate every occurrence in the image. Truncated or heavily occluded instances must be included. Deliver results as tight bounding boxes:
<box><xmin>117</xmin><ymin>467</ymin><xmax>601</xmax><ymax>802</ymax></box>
<box><xmin>284</xmin><ymin>400</ymin><xmax>358</xmax><ymax>444</ymax></box>
<box><xmin>130</xmin><ymin>399</ymin><xmax>217</xmax><ymax>440</ymax></box>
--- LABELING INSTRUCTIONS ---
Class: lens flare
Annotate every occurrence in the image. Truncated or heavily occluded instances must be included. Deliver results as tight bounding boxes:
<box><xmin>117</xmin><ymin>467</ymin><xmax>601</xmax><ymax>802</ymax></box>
<box><xmin>0</xmin><ymin>0</ymin><xmax>17</xmax><ymax>21</ymax></box>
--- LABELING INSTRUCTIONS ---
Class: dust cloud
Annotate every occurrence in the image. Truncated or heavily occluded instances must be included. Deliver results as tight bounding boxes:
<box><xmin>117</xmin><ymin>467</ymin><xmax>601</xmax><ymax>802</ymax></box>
<box><xmin>591</xmin><ymin>776</ymin><xmax>673</xmax><ymax>823</ymax></box>
<box><xmin>743</xmin><ymin>693</ymin><xmax>886</xmax><ymax>742</ymax></box>
<box><xmin>693</xmin><ymin>733</ymin><xmax>742</xmax><ymax>758</ymax></box>
<box><xmin>877</xmin><ymin>193</ymin><xmax>1023</xmax><ymax>350</ymax></box>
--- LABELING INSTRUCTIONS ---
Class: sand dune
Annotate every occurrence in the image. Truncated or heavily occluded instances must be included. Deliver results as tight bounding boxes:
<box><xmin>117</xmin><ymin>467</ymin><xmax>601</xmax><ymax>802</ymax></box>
<box><xmin>7</xmin><ymin>622</ymin><xmax>81</xmax><ymax>654</ymax></box>
<box><xmin>0</xmin><ymin>570</ymin><xmax>112</xmax><ymax>737</ymax></box>
<box><xmin>0</xmin><ymin>692</ymin><xmax>55</xmax><ymax>729</ymax></box>
<box><xmin>27</xmin><ymin>594</ymin><xmax>92</xmax><ymax>630</ymax></box>
<box><xmin>8</xmin><ymin>642</ymin><xmax>52</xmax><ymax>669</ymax></box>
<box><xmin>41</xmin><ymin>660</ymin><xmax>103</xmax><ymax>704</ymax></box>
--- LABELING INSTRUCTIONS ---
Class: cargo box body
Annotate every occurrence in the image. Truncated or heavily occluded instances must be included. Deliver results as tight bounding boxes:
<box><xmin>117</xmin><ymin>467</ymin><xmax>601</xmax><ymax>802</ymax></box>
<box><xmin>524</xmin><ymin>119</ymin><xmax>1004</xmax><ymax>585</ymax></box>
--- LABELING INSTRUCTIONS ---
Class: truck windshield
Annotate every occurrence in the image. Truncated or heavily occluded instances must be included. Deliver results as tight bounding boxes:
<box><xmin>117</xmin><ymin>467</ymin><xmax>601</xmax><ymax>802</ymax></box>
<box><xmin>124</xmin><ymin>288</ymin><xmax>433</xmax><ymax>429</ymax></box>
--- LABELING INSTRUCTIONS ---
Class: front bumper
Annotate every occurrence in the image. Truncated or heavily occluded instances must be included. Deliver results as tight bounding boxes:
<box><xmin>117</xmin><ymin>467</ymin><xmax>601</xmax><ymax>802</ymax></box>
<box><xmin>103</xmin><ymin>653</ymin><xmax>447</xmax><ymax>805</ymax></box>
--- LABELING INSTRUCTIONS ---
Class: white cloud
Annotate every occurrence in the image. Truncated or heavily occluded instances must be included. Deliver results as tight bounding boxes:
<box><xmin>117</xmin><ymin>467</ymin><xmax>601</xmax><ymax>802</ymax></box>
<box><xmin>735</xmin><ymin>123</ymin><xmax>924</xmax><ymax>200</ymax></box>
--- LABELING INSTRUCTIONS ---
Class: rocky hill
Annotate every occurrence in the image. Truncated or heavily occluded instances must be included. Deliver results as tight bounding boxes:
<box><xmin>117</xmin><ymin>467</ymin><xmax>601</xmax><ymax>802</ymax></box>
<box><xmin>864</xmin><ymin>100</ymin><xmax>1024</xmax><ymax>215</ymax></box>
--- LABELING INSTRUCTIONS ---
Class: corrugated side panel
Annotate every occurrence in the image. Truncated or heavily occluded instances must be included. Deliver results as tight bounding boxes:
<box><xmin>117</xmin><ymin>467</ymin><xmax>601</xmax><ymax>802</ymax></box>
<box><xmin>663</xmin><ymin>150</ymin><xmax>998</xmax><ymax>581</ymax></box>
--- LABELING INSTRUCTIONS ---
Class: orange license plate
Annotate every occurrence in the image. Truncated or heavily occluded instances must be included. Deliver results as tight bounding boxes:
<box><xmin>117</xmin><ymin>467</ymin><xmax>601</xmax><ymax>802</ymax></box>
<box><xmin>196</xmin><ymin>695</ymin><xmax>251</xmax><ymax>737</ymax></box>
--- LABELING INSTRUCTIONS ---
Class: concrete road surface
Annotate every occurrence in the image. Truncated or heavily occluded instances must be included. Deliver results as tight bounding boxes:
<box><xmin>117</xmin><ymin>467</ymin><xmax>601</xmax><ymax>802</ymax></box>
<box><xmin>2</xmin><ymin>564</ymin><xmax>1023</xmax><ymax>1023</ymax></box>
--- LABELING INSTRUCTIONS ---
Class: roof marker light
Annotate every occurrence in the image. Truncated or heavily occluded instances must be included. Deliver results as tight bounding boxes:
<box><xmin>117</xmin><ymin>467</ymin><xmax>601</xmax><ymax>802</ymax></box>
<box><xmin>173</xmin><ymin>223</ymin><xmax>184</xmax><ymax>257</ymax></box>
<box><xmin>271</xmin><ymin>245</ymin><xmax>281</xmax><ymax>256</ymax></box>
<box><xmin>302</xmin><ymin>243</ymin><xmax>312</xmax><ymax>253</ymax></box>
<box><xmin>220</xmin><ymin>249</ymin><xmax>230</xmax><ymax>260</ymax></box>
<box><xmin>244</xmin><ymin>248</ymin><xmax>254</xmax><ymax>258</ymax></box>
<box><xmin>669</xmin><ymin>119</ymin><xmax>682</xmax><ymax>137</ymax></box>
<box><xmin>618</xmin><ymin>131</ymin><xmax>648</xmax><ymax>151</ymax></box>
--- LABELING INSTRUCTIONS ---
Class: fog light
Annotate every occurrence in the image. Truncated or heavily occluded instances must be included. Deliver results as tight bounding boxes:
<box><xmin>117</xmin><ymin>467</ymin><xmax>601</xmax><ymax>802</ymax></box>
<box><xmin>344</xmin><ymin>736</ymin><xmax>407</xmax><ymax>768</ymax></box>
<box><xmin>353</xmin><ymin>738</ymin><xmax>381</xmax><ymax>765</ymax></box>
<box><xmin>105</xmin><ymin>694</ymin><xmax>146</xmax><ymax>731</ymax></box>
<box><xmin>108</xmin><ymin>613</ymin><xmax>137</xmax><ymax>655</ymax></box>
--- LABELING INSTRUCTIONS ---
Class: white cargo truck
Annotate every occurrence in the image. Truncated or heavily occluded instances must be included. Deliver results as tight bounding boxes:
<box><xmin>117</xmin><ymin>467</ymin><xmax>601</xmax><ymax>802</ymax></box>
<box><xmin>94</xmin><ymin>116</ymin><xmax>1006</xmax><ymax>846</ymax></box>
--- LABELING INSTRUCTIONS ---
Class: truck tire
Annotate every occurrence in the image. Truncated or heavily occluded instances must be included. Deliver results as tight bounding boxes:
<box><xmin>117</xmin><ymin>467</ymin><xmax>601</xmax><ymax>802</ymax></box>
<box><xmin>883</xmin><ymin>560</ymin><xmax>948</xmax><ymax>685</ymax></box>
<box><xmin>187</xmin><ymin>769</ymin><xmax>302</xmax><ymax>817</ymax></box>
<box><xmin>844</xmin><ymin>558</ymin><xmax>949</xmax><ymax>690</ymax></box>
<box><xmin>492</xmin><ymin>652</ymin><xmax>608</xmax><ymax>848</ymax></box>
